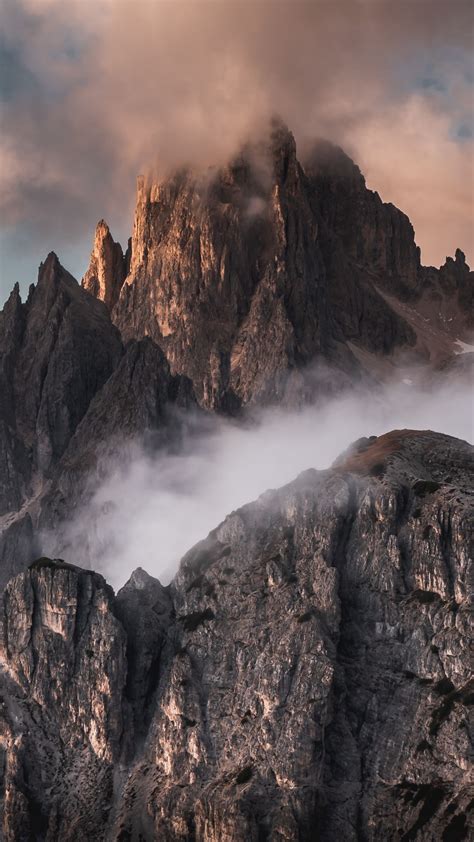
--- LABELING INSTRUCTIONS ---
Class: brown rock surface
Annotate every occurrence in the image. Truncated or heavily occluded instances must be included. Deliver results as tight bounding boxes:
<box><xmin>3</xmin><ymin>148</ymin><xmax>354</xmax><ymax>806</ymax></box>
<box><xmin>83</xmin><ymin>220</ymin><xmax>130</xmax><ymax>311</ymax></box>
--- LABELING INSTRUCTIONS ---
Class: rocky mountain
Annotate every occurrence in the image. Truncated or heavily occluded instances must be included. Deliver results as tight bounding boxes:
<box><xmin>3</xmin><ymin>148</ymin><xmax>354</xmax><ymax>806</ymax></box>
<box><xmin>0</xmin><ymin>430</ymin><xmax>472</xmax><ymax>840</ymax></box>
<box><xmin>0</xmin><ymin>121</ymin><xmax>472</xmax><ymax>839</ymax></box>
<box><xmin>84</xmin><ymin>120</ymin><xmax>472</xmax><ymax>407</ymax></box>
<box><xmin>0</xmin><ymin>120</ymin><xmax>472</xmax><ymax>591</ymax></box>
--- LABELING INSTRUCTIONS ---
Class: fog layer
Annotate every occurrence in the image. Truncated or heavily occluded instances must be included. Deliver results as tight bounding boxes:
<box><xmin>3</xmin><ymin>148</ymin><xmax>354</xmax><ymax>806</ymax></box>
<box><xmin>48</xmin><ymin>376</ymin><xmax>473</xmax><ymax>589</ymax></box>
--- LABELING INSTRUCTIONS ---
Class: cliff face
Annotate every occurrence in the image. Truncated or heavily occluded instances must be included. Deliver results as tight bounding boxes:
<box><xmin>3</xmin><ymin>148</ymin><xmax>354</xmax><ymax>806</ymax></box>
<box><xmin>302</xmin><ymin>139</ymin><xmax>421</xmax><ymax>296</ymax></box>
<box><xmin>1</xmin><ymin>431</ymin><xmax>472</xmax><ymax>840</ymax></box>
<box><xmin>0</xmin><ymin>560</ymin><xmax>128</xmax><ymax>840</ymax></box>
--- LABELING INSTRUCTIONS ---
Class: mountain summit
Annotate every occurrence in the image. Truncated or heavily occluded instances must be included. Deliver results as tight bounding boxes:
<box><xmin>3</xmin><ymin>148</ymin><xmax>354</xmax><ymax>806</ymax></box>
<box><xmin>83</xmin><ymin>120</ymin><xmax>473</xmax><ymax>408</ymax></box>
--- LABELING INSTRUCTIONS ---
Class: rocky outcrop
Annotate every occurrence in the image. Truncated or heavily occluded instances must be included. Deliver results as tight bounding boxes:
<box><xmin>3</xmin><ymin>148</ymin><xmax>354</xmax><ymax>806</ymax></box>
<box><xmin>0</xmin><ymin>254</ymin><xmax>123</xmax><ymax>585</ymax></box>
<box><xmin>1</xmin><ymin>430</ymin><xmax>472</xmax><ymax>840</ymax></box>
<box><xmin>82</xmin><ymin>220</ymin><xmax>130</xmax><ymax>311</ymax></box>
<box><xmin>0</xmin><ymin>255</ymin><xmax>118</xmax><ymax>581</ymax></box>
<box><xmin>48</xmin><ymin>336</ymin><xmax>195</xmax><ymax>467</ymax></box>
<box><xmin>115</xmin><ymin>567</ymin><xmax>173</xmax><ymax>739</ymax></box>
<box><xmin>303</xmin><ymin>139</ymin><xmax>421</xmax><ymax>296</ymax></box>
<box><xmin>302</xmin><ymin>140</ymin><xmax>423</xmax><ymax>355</ymax></box>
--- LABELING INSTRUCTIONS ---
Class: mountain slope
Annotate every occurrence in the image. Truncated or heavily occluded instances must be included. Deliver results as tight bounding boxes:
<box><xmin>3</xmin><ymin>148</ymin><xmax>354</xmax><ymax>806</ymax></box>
<box><xmin>1</xmin><ymin>430</ymin><xmax>472</xmax><ymax>840</ymax></box>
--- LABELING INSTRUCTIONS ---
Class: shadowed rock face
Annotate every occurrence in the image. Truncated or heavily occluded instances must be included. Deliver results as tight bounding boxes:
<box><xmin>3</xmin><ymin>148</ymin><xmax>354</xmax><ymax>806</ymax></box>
<box><xmin>0</xmin><ymin>253</ymin><xmax>123</xmax><ymax>495</ymax></box>
<box><xmin>35</xmin><ymin>335</ymin><xmax>198</xmax><ymax>589</ymax></box>
<box><xmin>0</xmin><ymin>254</ymin><xmax>124</xmax><ymax>586</ymax></box>
<box><xmin>1</xmin><ymin>431</ymin><xmax>472</xmax><ymax>840</ymax></box>
<box><xmin>0</xmin><ymin>261</ymin><xmax>197</xmax><ymax>590</ymax></box>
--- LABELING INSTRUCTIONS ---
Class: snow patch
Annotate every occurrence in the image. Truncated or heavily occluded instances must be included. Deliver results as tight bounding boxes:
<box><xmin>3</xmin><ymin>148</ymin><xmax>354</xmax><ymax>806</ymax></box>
<box><xmin>454</xmin><ymin>339</ymin><xmax>474</xmax><ymax>355</ymax></box>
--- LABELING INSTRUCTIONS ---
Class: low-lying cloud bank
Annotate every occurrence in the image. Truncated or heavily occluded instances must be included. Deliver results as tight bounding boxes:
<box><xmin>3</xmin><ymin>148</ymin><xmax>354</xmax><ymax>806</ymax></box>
<box><xmin>45</xmin><ymin>374</ymin><xmax>473</xmax><ymax>589</ymax></box>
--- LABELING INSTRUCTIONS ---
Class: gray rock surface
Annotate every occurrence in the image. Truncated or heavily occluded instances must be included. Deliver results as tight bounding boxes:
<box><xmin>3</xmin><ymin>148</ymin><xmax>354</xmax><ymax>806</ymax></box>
<box><xmin>0</xmin><ymin>559</ymin><xmax>127</xmax><ymax>841</ymax></box>
<box><xmin>0</xmin><ymin>430</ymin><xmax>472</xmax><ymax>840</ymax></box>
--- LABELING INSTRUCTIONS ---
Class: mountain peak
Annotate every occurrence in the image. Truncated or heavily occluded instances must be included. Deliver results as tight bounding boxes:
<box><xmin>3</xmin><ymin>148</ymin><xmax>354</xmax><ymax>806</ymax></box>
<box><xmin>455</xmin><ymin>247</ymin><xmax>467</xmax><ymax>266</ymax></box>
<box><xmin>82</xmin><ymin>219</ymin><xmax>129</xmax><ymax>310</ymax></box>
<box><xmin>38</xmin><ymin>250</ymin><xmax>61</xmax><ymax>277</ymax></box>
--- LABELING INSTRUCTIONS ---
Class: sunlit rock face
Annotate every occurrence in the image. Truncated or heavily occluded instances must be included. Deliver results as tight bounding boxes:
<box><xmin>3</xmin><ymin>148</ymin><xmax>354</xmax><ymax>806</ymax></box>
<box><xmin>1</xmin><ymin>430</ymin><xmax>472</xmax><ymax>840</ymax></box>
<box><xmin>83</xmin><ymin>220</ymin><xmax>130</xmax><ymax>311</ymax></box>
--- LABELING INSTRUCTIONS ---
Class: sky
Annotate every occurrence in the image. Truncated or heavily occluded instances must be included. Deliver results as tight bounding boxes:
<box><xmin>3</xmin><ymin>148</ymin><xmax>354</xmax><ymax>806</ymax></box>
<box><xmin>1</xmin><ymin>0</ymin><xmax>473</xmax><ymax>303</ymax></box>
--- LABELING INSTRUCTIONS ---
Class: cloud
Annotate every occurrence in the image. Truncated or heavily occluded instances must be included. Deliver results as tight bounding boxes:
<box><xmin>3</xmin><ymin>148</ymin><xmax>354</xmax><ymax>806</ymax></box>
<box><xmin>1</xmin><ymin>0</ymin><xmax>473</xmax><ymax>297</ymax></box>
<box><xmin>350</xmin><ymin>94</ymin><xmax>474</xmax><ymax>267</ymax></box>
<box><xmin>41</xmin><ymin>371</ymin><xmax>473</xmax><ymax>589</ymax></box>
